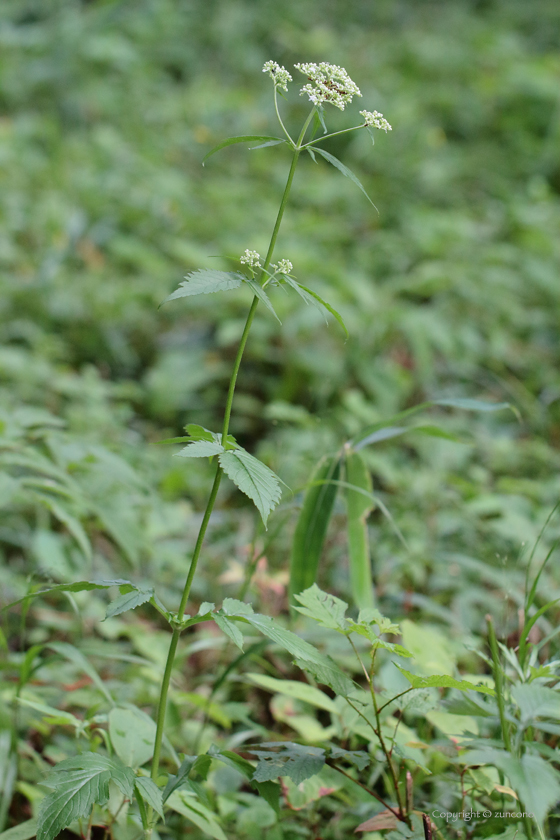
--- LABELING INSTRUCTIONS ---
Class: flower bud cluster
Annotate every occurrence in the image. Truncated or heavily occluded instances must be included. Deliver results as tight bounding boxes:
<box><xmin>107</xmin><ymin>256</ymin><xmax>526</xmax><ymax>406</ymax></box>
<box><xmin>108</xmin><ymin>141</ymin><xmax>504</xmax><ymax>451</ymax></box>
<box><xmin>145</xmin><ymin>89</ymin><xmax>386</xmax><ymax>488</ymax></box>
<box><xmin>272</xmin><ymin>259</ymin><xmax>293</xmax><ymax>275</ymax></box>
<box><xmin>294</xmin><ymin>62</ymin><xmax>362</xmax><ymax>110</ymax></box>
<box><xmin>360</xmin><ymin>110</ymin><xmax>392</xmax><ymax>132</ymax></box>
<box><xmin>240</xmin><ymin>249</ymin><xmax>261</xmax><ymax>268</ymax></box>
<box><xmin>262</xmin><ymin>61</ymin><xmax>292</xmax><ymax>92</ymax></box>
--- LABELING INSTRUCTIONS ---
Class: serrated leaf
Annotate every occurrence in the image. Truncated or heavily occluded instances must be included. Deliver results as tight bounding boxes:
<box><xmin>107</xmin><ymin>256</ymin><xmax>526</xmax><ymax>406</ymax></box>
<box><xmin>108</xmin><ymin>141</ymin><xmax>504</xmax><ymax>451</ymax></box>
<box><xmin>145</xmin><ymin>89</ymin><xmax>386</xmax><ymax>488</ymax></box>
<box><xmin>202</xmin><ymin>135</ymin><xmax>283</xmax><ymax>163</ymax></box>
<box><xmin>37</xmin><ymin>754</ymin><xmax>134</xmax><ymax>840</ymax></box>
<box><xmin>345</xmin><ymin>452</ymin><xmax>375</xmax><ymax>609</ymax></box>
<box><xmin>219</xmin><ymin>449</ymin><xmax>282</xmax><ymax>527</ymax></box>
<box><xmin>223</xmin><ymin>606</ymin><xmax>354</xmax><ymax>696</ymax></box>
<box><xmin>164</xmin><ymin>270</ymin><xmax>243</xmax><ymax>303</ymax></box>
<box><xmin>293</xmin><ymin>584</ymin><xmax>348</xmax><ymax>632</ymax></box>
<box><xmin>312</xmin><ymin>147</ymin><xmax>378</xmax><ymax>211</ymax></box>
<box><xmin>213</xmin><ymin>612</ymin><xmax>245</xmax><ymax>649</ymax></box>
<box><xmin>176</xmin><ymin>441</ymin><xmax>224</xmax><ymax>459</ymax></box>
<box><xmin>105</xmin><ymin>586</ymin><xmax>153</xmax><ymax>619</ymax></box>
<box><xmin>289</xmin><ymin>455</ymin><xmax>340</xmax><ymax>600</ymax></box>
<box><xmin>221</xmin><ymin>598</ymin><xmax>254</xmax><ymax>616</ymax></box>
<box><xmin>247</xmin><ymin>742</ymin><xmax>325</xmax><ymax>785</ymax></box>
<box><xmin>108</xmin><ymin>707</ymin><xmax>157</xmax><ymax>767</ymax></box>
<box><xmin>395</xmin><ymin>666</ymin><xmax>495</xmax><ymax>695</ymax></box>
<box><xmin>135</xmin><ymin>777</ymin><xmax>164</xmax><ymax>819</ymax></box>
<box><xmin>166</xmin><ymin>791</ymin><xmax>227</xmax><ymax>840</ymax></box>
<box><xmin>244</xmin><ymin>277</ymin><xmax>281</xmax><ymax>323</ymax></box>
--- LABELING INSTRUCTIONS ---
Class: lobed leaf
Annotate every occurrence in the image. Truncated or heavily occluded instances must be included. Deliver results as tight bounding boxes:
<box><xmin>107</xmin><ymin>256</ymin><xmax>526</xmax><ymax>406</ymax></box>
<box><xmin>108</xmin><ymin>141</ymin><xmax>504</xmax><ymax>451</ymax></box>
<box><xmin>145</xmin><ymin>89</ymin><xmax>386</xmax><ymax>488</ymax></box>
<box><xmin>105</xmin><ymin>585</ymin><xmax>153</xmax><ymax>619</ymax></box>
<box><xmin>37</xmin><ymin>754</ymin><xmax>134</xmax><ymax>840</ymax></box>
<box><xmin>176</xmin><ymin>441</ymin><xmax>224</xmax><ymax>459</ymax></box>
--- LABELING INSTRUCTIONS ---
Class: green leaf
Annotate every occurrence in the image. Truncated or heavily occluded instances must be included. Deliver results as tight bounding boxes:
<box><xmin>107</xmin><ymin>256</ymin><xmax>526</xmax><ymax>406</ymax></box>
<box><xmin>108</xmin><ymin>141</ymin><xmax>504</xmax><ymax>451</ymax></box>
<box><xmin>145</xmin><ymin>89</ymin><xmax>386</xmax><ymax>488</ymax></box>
<box><xmin>312</xmin><ymin>147</ymin><xmax>378</xmax><ymax>211</ymax></box>
<box><xmin>202</xmin><ymin>135</ymin><xmax>284</xmax><ymax>164</ymax></box>
<box><xmin>345</xmin><ymin>452</ymin><xmax>375</xmax><ymax>610</ymax></box>
<box><xmin>0</xmin><ymin>819</ymin><xmax>38</xmax><ymax>840</ymax></box>
<box><xmin>37</xmin><ymin>754</ymin><xmax>134</xmax><ymax>840</ymax></box>
<box><xmin>434</xmin><ymin>398</ymin><xmax>511</xmax><ymax>413</ymax></box>
<box><xmin>2</xmin><ymin>580</ymin><xmax>131</xmax><ymax>613</ymax></box>
<box><xmin>246</xmin><ymin>673</ymin><xmax>339</xmax><ymax>713</ymax></box>
<box><xmin>511</xmin><ymin>684</ymin><xmax>560</xmax><ymax>722</ymax></box>
<box><xmin>463</xmin><ymin>748</ymin><xmax>560</xmax><ymax>824</ymax></box>
<box><xmin>37</xmin><ymin>498</ymin><xmax>92</xmax><ymax>561</ymax></box>
<box><xmin>135</xmin><ymin>777</ymin><xmax>164</xmax><ymax>819</ymax></box>
<box><xmin>282</xmin><ymin>277</ymin><xmax>348</xmax><ymax>337</ymax></box>
<box><xmin>17</xmin><ymin>698</ymin><xmax>83</xmax><ymax>730</ymax></box>
<box><xmin>164</xmin><ymin>270</ymin><xmax>243</xmax><ymax>303</ymax></box>
<box><xmin>329</xmin><ymin>746</ymin><xmax>370</xmax><ymax>770</ymax></box>
<box><xmin>244</xmin><ymin>277</ymin><xmax>281</xmax><ymax>323</ymax></box>
<box><xmin>289</xmin><ymin>455</ymin><xmax>340</xmax><ymax>600</ymax></box>
<box><xmin>247</xmin><ymin>742</ymin><xmax>325</xmax><ymax>785</ymax></box>
<box><xmin>105</xmin><ymin>586</ymin><xmax>153</xmax><ymax>619</ymax></box>
<box><xmin>213</xmin><ymin>612</ymin><xmax>245</xmax><ymax>649</ymax></box>
<box><xmin>219</xmin><ymin>449</ymin><xmax>282</xmax><ymax>527</ymax></box>
<box><xmin>162</xmin><ymin>756</ymin><xmax>198</xmax><ymax>802</ymax></box>
<box><xmin>395</xmin><ymin>666</ymin><xmax>495</xmax><ymax>695</ymax></box>
<box><xmin>176</xmin><ymin>441</ymin><xmax>224</xmax><ymax>459</ymax></box>
<box><xmin>293</xmin><ymin>282</ymin><xmax>348</xmax><ymax>338</ymax></box>
<box><xmin>224</xmin><ymin>607</ymin><xmax>354</xmax><ymax>696</ymax></box>
<box><xmin>166</xmin><ymin>791</ymin><xmax>227</xmax><ymax>840</ymax></box>
<box><xmin>108</xmin><ymin>707</ymin><xmax>157</xmax><ymax>767</ymax></box>
<box><xmin>293</xmin><ymin>584</ymin><xmax>348</xmax><ymax>632</ymax></box>
<box><xmin>47</xmin><ymin>642</ymin><xmax>114</xmax><ymax>705</ymax></box>
<box><xmin>249</xmin><ymin>139</ymin><xmax>286</xmax><ymax>150</ymax></box>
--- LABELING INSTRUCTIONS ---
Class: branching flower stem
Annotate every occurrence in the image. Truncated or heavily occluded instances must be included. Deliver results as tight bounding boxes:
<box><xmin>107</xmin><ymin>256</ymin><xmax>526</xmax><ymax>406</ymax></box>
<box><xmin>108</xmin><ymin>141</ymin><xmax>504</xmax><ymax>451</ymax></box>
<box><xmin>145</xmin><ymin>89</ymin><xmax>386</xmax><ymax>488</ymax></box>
<box><xmin>146</xmin><ymin>107</ymin><xmax>316</xmax><ymax>833</ymax></box>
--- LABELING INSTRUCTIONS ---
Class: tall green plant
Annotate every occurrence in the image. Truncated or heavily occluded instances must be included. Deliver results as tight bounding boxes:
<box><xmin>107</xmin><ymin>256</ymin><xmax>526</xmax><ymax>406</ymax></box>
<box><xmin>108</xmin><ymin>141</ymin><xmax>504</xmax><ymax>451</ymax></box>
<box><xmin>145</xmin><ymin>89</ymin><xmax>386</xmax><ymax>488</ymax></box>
<box><xmin>22</xmin><ymin>60</ymin><xmax>393</xmax><ymax>840</ymax></box>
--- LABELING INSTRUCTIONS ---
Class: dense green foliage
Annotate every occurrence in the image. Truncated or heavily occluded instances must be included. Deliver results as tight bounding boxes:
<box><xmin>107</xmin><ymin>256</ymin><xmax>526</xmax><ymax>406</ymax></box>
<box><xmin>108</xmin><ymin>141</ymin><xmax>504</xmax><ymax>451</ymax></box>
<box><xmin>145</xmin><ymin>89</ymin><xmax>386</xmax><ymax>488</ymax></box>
<box><xmin>1</xmin><ymin>1</ymin><xmax>560</xmax><ymax>838</ymax></box>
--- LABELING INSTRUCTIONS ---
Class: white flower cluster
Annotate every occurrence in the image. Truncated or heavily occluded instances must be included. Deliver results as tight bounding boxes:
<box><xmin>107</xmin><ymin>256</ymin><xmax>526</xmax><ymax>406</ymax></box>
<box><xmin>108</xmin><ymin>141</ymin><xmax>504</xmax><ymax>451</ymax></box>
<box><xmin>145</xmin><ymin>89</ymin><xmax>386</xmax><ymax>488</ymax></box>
<box><xmin>262</xmin><ymin>61</ymin><xmax>292</xmax><ymax>92</ymax></box>
<box><xmin>271</xmin><ymin>258</ymin><xmax>293</xmax><ymax>275</ymax></box>
<box><xmin>240</xmin><ymin>249</ymin><xmax>261</xmax><ymax>268</ymax></box>
<box><xmin>360</xmin><ymin>109</ymin><xmax>392</xmax><ymax>132</ymax></box>
<box><xmin>294</xmin><ymin>62</ymin><xmax>362</xmax><ymax>110</ymax></box>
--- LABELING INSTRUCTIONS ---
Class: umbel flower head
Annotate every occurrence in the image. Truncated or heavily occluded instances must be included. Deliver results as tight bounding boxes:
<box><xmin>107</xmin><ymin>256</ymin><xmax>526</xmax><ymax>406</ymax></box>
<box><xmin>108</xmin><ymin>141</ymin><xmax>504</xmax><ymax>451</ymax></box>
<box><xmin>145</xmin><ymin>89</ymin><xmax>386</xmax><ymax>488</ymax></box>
<box><xmin>360</xmin><ymin>109</ymin><xmax>392</xmax><ymax>132</ymax></box>
<box><xmin>275</xmin><ymin>258</ymin><xmax>293</xmax><ymax>275</ymax></box>
<box><xmin>240</xmin><ymin>249</ymin><xmax>261</xmax><ymax>268</ymax></box>
<box><xmin>294</xmin><ymin>62</ymin><xmax>362</xmax><ymax>110</ymax></box>
<box><xmin>262</xmin><ymin>61</ymin><xmax>292</xmax><ymax>92</ymax></box>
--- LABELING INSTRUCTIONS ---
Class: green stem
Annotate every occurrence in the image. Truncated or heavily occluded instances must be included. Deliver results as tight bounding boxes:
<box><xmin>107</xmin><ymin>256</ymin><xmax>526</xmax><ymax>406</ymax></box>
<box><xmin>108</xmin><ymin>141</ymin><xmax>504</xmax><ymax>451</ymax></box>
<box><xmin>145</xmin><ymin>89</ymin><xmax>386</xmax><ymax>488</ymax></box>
<box><xmin>147</xmin><ymin>129</ymin><xmax>305</xmax><ymax>823</ymax></box>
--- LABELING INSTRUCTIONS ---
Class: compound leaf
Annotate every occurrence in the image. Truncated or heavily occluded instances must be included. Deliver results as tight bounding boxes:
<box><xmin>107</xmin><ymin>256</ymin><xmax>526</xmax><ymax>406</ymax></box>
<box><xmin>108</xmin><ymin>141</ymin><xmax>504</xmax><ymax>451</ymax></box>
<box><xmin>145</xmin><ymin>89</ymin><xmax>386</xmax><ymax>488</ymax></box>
<box><xmin>105</xmin><ymin>586</ymin><xmax>153</xmax><ymax>619</ymax></box>
<box><xmin>37</xmin><ymin>754</ymin><xmax>134</xmax><ymax>840</ymax></box>
<box><xmin>176</xmin><ymin>441</ymin><xmax>224</xmax><ymax>459</ymax></box>
<box><xmin>245</xmin><ymin>277</ymin><xmax>281</xmax><ymax>323</ymax></box>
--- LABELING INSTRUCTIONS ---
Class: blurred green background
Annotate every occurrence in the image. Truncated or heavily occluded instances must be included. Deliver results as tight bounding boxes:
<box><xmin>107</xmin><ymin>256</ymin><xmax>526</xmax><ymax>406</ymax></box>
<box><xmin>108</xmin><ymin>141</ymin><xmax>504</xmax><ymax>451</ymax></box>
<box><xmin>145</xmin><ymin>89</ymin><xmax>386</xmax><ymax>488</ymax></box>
<box><xmin>1</xmin><ymin>0</ymin><xmax>560</xmax><ymax>630</ymax></box>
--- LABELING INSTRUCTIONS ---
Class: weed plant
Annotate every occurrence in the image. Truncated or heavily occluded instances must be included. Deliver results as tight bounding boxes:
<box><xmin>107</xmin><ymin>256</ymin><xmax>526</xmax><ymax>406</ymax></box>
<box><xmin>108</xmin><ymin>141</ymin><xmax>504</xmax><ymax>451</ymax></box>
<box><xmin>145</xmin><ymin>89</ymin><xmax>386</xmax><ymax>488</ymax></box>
<box><xmin>1</xmin><ymin>8</ymin><xmax>560</xmax><ymax>840</ymax></box>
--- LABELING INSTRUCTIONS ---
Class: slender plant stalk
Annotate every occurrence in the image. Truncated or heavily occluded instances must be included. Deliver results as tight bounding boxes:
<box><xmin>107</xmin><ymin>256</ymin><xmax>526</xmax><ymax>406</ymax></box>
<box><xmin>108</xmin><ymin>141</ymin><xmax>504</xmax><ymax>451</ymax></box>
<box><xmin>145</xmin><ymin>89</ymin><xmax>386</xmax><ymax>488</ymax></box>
<box><xmin>487</xmin><ymin>616</ymin><xmax>534</xmax><ymax>840</ymax></box>
<box><xmin>146</xmin><ymin>109</ymin><xmax>316</xmax><ymax>829</ymax></box>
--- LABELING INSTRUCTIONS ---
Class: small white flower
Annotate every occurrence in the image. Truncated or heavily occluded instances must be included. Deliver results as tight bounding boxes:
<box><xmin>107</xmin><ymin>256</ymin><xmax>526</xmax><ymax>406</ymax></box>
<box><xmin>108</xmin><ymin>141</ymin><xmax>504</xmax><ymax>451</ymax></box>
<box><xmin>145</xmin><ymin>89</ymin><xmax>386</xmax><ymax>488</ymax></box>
<box><xmin>294</xmin><ymin>62</ymin><xmax>361</xmax><ymax>110</ymax></box>
<box><xmin>276</xmin><ymin>258</ymin><xmax>293</xmax><ymax>275</ymax></box>
<box><xmin>360</xmin><ymin>109</ymin><xmax>392</xmax><ymax>132</ymax></box>
<box><xmin>240</xmin><ymin>249</ymin><xmax>261</xmax><ymax>268</ymax></box>
<box><xmin>263</xmin><ymin>61</ymin><xmax>292</xmax><ymax>92</ymax></box>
